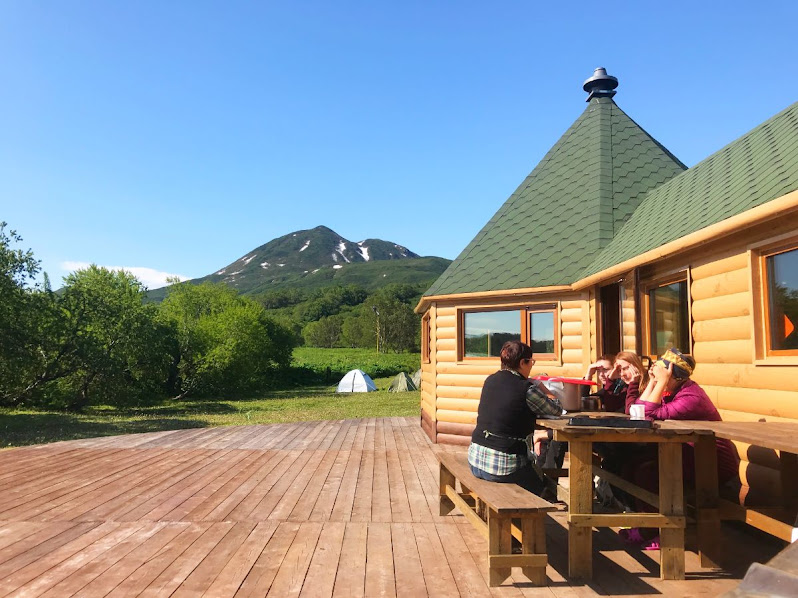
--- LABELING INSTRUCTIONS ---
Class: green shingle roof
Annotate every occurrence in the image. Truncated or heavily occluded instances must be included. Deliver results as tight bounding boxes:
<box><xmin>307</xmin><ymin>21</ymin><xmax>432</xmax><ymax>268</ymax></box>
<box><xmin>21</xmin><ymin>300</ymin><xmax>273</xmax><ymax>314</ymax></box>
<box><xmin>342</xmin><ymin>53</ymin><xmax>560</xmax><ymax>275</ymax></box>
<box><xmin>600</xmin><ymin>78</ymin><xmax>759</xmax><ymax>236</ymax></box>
<box><xmin>581</xmin><ymin>101</ymin><xmax>798</xmax><ymax>278</ymax></box>
<box><xmin>424</xmin><ymin>97</ymin><xmax>686</xmax><ymax>297</ymax></box>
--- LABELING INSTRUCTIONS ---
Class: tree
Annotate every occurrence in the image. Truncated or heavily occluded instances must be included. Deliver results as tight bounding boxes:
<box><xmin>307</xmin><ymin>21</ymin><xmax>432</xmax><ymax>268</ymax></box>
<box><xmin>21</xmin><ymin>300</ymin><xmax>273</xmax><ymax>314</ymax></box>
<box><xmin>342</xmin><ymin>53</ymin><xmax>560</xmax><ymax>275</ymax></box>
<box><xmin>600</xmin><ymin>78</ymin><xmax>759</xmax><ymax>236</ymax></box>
<box><xmin>0</xmin><ymin>223</ymin><xmax>47</xmax><ymax>405</ymax></box>
<box><xmin>341</xmin><ymin>313</ymin><xmax>371</xmax><ymax>348</ymax></box>
<box><xmin>302</xmin><ymin>315</ymin><xmax>343</xmax><ymax>348</ymax></box>
<box><xmin>44</xmin><ymin>266</ymin><xmax>172</xmax><ymax>409</ymax></box>
<box><xmin>159</xmin><ymin>281</ymin><xmax>295</xmax><ymax>397</ymax></box>
<box><xmin>368</xmin><ymin>295</ymin><xmax>419</xmax><ymax>353</ymax></box>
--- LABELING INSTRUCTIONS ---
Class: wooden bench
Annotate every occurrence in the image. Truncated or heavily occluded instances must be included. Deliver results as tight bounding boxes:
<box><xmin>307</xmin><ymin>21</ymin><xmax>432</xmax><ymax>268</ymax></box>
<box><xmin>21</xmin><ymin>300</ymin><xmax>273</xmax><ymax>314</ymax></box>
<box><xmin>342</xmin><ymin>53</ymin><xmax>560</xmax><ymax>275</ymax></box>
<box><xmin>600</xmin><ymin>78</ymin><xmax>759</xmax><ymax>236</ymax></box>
<box><xmin>436</xmin><ymin>451</ymin><xmax>558</xmax><ymax>587</ymax></box>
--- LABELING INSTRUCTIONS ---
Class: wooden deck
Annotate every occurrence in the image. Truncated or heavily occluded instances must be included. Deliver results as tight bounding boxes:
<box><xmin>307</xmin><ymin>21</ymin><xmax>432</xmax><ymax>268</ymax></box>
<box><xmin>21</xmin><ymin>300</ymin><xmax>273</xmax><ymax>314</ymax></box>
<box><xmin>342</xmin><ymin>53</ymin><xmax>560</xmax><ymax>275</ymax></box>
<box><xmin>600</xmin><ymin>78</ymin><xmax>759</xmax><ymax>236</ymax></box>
<box><xmin>0</xmin><ymin>417</ymin><xmax>783</xmax><ymax>597</ymax></box>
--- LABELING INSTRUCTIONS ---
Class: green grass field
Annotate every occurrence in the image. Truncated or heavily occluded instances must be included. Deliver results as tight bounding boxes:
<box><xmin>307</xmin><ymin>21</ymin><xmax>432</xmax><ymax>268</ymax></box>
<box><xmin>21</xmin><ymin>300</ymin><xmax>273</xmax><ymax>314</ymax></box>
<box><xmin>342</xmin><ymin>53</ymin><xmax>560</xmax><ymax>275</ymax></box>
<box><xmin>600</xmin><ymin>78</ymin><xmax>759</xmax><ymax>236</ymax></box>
<box><xmin>1</xmin><ymin>352</ymin><xmax>422</xmax><ymax>448</ymax></box>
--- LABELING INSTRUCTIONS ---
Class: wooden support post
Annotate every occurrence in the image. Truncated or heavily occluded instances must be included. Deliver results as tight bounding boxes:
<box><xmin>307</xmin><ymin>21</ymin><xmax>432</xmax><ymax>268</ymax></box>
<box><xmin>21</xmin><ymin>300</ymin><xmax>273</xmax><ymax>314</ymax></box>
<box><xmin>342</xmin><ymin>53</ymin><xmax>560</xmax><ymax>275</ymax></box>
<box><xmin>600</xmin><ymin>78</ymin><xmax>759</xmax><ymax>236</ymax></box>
<box><xmin>568</xmin><ymin>439</ymin><xmax>594</xmax><ymax>579</ymax></box>
<box><xmin>694</xmin><ymin>434</ymin><xmax>721</xmax><ymax>568</ymax></box>
<box><xmin>521</xmin><ymin>515</ymin><xmax>547</xmax><ymax>585</ymax></box>
<box><xmin>440</xmin><ymin>463</ymin><xmax>455</xmax><ymax>516</ymax></box>
<box><xmin>658</xmin><ymin>443</ymin><xmax>685</xmax><ymax>580</ymax></box>
<box><xmin>489</xmin><ymin>510</ymin><xmax>512</xmax><ymax>586</ymax></box>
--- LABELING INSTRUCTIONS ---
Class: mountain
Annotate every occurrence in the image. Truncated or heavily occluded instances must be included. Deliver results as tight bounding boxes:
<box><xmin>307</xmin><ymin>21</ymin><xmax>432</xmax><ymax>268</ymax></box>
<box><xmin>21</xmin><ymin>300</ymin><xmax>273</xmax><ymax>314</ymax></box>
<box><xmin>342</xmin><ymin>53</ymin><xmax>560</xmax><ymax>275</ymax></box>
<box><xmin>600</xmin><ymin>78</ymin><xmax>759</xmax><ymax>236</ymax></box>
<box><xmin>146</xmin><ymin>226</ymin><xmax>451</xmax><ymax>300</ymax></box>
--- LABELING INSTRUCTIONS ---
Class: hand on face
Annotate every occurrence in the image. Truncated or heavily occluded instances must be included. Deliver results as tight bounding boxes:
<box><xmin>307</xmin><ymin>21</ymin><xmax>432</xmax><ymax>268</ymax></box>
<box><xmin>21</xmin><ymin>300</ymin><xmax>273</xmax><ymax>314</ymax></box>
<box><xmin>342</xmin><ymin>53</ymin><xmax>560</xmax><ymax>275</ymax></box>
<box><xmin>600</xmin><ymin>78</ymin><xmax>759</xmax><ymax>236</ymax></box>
<box><xmin>651</xmin><ymin>362</ymin><xmax>673</xmax><ymax>382</ymax></box>
<box><xmin>617</xmin><ymin>360</ymin><xmax>640</xmax><ymax>384</ymax></box>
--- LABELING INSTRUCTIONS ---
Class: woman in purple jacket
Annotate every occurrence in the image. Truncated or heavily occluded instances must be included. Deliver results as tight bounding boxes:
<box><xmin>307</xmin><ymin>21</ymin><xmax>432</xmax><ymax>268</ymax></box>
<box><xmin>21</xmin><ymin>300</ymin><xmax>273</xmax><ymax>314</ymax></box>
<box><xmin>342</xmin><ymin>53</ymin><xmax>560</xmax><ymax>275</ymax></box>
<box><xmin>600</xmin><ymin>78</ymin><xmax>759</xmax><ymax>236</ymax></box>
<box><xmin>619</xmin><ymin>348</ymin><xmax>739</xmax><ymax>549</ymax></box>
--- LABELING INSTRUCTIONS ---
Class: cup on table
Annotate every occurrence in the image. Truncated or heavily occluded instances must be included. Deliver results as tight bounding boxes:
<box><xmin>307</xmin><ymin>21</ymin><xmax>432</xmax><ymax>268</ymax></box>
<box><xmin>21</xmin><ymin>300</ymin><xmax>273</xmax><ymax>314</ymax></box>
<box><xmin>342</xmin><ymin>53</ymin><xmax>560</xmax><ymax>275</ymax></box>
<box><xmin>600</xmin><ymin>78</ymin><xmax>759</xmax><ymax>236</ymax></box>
<box><xmin>629</xmin><ymin>404</ymin><xmax>646</xmax><ymax>420</ymax></box>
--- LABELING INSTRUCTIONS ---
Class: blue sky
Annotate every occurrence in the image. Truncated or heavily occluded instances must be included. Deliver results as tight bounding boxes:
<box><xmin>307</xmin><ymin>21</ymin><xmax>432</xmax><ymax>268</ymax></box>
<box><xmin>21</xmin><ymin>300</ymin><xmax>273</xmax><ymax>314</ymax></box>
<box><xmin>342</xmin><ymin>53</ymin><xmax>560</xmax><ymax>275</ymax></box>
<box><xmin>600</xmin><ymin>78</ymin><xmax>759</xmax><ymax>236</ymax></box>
<box><xmin>2</xmin><ymin>1</ymin><xmax>797</xmax><ymax>289</ymax></box>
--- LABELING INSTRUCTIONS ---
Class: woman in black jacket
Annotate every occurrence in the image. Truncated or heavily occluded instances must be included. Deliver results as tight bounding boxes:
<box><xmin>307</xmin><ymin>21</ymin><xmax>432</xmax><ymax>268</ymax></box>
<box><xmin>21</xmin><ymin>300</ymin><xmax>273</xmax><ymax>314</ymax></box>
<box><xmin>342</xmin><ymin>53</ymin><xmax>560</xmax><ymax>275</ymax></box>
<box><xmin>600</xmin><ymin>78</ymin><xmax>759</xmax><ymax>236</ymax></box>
<box><xmin>468</xmin><ymin>340</ymin><xmax>563</xmax><ymax>495</ymax></box>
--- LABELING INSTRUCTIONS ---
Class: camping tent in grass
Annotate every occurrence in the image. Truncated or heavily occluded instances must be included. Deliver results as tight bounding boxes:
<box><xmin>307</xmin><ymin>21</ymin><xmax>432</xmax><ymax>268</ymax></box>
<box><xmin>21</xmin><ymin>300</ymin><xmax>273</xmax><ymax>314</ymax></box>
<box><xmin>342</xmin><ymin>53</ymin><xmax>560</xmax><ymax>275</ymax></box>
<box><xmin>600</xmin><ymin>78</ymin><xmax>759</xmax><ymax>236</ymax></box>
<box><xmin>411</xmin><ymin>369</ymin><xmax>421</xmax><ymax>389</ymax></box>
<box><xmin>388</xmin><ymin>372</ymin><xmax>417</xmax><ymax>392</ymax></box>
<box><xmin>336</xmin><ymin>369</ymin><xmax>377</xmax><ymax>393</ymax></box>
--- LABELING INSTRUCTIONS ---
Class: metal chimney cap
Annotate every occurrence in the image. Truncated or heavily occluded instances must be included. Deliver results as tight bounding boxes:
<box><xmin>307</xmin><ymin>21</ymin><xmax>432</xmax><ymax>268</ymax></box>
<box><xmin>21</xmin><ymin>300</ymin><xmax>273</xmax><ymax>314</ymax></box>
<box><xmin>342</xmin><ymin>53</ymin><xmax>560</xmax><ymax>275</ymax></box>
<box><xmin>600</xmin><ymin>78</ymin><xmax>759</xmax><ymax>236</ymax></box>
<box><xmin>583</xmin><ymin>67</ymin><xmax>619</xmax><ymax>101</ymax></box>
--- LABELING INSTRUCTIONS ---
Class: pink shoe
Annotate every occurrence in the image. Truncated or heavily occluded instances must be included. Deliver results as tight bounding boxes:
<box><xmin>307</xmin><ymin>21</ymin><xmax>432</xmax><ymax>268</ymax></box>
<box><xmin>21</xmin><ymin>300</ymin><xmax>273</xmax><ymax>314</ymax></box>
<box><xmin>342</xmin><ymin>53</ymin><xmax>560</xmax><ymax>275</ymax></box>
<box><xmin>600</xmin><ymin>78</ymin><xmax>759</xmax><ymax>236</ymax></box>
<box><xmin>643</xmin><ymin>535</ymin><xmax>660</xmax><ymax>550</ymax></box>
<box><xmin>618</xmin><ymin>528</ymin><xmax>646</xmax><ymax>546</ymax></box>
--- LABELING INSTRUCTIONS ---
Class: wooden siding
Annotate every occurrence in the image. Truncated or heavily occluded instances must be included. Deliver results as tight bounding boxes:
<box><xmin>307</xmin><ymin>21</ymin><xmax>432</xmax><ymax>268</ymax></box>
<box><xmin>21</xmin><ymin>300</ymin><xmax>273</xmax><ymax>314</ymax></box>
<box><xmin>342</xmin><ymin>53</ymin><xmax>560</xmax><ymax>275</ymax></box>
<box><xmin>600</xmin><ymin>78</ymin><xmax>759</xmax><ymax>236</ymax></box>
<box><xmin>689</xmin><ymin>250</ymin><xmax>798</xmax><ymax>506</ymax></box>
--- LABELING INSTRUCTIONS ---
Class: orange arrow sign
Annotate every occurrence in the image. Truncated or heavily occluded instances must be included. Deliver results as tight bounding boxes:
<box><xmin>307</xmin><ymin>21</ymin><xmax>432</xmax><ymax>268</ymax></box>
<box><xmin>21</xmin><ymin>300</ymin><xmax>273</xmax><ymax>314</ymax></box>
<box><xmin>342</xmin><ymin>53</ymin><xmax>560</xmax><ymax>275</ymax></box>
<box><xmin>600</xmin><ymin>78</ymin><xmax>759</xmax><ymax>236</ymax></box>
<box><xmin>785</xmin><ymin>314</ymin><xmax>795</xmax><ymax>339</ymax></box>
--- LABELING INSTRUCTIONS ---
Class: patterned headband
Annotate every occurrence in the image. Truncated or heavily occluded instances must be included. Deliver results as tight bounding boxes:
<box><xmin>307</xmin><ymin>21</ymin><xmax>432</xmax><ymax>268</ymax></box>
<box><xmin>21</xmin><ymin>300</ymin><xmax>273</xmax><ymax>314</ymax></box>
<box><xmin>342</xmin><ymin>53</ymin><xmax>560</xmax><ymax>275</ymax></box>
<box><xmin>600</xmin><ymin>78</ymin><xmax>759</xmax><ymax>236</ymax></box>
<box><xmin>656</xmin><ymin>349</ymin><xmax>693</xmax><ymax>377</ymax></box>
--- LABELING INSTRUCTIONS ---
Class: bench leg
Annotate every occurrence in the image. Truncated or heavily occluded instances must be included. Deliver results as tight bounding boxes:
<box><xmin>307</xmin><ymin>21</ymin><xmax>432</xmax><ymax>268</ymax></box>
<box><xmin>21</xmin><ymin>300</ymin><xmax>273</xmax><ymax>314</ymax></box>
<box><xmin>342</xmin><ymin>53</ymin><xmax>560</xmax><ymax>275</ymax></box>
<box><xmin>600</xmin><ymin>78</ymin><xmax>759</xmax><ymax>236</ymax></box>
<box><xmin>440</xmin><ymin>463</ymin><xmax>456</xmax><ymax>516</ymax></box>
<box><xmin>522</xmin><ymin>515</ymin><xmax>547</xmax><ymax>585</ymax></box>
<box><xmin>488</xmin><ymin>510</ymin><xmax>512</xmax><ymax>586</ymax></box>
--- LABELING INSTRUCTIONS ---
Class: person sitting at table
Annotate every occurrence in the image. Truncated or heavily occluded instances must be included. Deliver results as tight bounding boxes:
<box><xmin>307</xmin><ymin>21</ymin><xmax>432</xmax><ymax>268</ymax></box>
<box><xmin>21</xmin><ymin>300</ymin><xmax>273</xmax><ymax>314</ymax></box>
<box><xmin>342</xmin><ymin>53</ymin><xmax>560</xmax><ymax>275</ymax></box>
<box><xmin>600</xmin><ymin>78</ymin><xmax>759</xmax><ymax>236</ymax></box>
<box><xmin>617</xmin><ymin>348</ymin><xmax>739</xmax><ymax>549</ymax></box>
<box><xmin>536</xmin><ymin>354</ymin><xmax>621</xmax><ymax>471</ymax></box>
<box><xmin>468</xmin><ymin>340</ymin><xmax>563</xmax><ymax>497</ymax></box>
<box><xmin>604</xmin><ymin>351</ymin><xmax>650</xmax><ymax>414</ymax></box>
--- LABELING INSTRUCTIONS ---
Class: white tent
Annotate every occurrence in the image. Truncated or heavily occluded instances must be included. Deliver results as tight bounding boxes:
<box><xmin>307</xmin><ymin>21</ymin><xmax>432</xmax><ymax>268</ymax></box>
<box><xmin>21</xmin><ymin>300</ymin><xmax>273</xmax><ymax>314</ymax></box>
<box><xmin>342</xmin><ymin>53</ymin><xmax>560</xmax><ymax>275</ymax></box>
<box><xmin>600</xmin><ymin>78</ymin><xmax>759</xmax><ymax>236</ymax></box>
<box><xmin>336</xmin><ymin>369</ymin><xmax>377</xmax><ymax>393</ymax></box>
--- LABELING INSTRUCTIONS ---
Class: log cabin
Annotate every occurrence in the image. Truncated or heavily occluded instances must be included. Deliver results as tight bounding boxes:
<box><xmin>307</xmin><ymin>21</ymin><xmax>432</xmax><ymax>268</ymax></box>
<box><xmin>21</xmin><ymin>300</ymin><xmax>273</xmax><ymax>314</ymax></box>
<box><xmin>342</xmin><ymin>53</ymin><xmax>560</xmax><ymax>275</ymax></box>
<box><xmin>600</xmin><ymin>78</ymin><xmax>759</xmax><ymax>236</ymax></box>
<box><xmin>415</xmin><ymin>68</ymin><xmax>798</xmax><ymax>512</ymax></box>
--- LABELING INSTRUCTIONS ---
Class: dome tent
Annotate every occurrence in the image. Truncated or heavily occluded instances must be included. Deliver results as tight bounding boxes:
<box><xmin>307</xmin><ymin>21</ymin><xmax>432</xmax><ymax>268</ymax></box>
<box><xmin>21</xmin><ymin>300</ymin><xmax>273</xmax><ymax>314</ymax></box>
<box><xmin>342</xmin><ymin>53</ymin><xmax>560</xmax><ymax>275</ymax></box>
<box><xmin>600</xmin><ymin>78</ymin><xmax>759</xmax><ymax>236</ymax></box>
<box><xmin>411</xmin><ymin>369</ymin><xmax>421</xmax><ymax>388</ymax></box>
<box><xmin>388</xmin><ymin>372</ymin><xmax>417</xmax><ymax>392</ymax></box>
<box><xmin>336</xmin><ymin>369</ymin><xmax>377</xmax><ymax>393</ymax></box>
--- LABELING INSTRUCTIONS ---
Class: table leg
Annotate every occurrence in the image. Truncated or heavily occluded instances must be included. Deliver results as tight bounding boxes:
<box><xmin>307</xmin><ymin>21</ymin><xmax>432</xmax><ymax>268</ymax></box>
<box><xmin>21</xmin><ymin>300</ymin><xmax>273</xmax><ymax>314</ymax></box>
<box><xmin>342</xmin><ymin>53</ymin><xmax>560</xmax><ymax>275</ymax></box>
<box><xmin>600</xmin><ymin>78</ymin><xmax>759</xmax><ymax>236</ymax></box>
<box><xmin>568</xmin><ymin>439</ymin><xmax>593</xmax><ymax>579</ymax></box>
<box><xmin>781</xmin><ymin>451</ymin><xmax>798</xmax><ymax>543</ymax></box>
<box><xmin>694</xmin><ymin>435</ymin><xmax>721</xmax><ymax>568</ymax></box>
<box><xmin>658</xmin><ymin>443</ymin><xmax>685</xmax><ymax>580</ymax></box>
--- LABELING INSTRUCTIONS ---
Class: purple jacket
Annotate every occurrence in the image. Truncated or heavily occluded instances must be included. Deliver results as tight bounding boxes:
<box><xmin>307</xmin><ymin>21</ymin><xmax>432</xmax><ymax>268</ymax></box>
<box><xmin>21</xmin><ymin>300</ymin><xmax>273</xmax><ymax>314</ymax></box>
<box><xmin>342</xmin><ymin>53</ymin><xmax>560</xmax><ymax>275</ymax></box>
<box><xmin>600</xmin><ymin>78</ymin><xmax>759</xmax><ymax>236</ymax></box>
<box><xmin>630</xmin><ymin>380</ymin><xmax>739</xmax><ymax>483</ymax></box>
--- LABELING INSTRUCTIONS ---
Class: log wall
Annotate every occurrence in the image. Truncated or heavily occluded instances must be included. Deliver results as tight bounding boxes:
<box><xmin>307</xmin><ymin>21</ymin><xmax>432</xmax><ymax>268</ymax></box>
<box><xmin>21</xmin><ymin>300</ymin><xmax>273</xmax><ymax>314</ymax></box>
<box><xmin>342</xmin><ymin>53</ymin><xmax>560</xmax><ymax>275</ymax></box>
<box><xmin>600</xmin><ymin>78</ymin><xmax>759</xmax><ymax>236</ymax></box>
<box><xmin>689</xmin><ymin>251</ymin><xmax>798</xmax><ymax>506</ymax></box>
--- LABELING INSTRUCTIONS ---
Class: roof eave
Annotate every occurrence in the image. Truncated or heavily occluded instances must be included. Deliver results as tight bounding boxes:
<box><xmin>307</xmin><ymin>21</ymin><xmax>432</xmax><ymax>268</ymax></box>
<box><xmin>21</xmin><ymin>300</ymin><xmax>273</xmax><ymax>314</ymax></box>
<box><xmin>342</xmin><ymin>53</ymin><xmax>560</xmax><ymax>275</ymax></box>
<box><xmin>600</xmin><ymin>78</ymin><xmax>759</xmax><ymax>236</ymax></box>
<box><xmin>414</xmin><ymin>284</ymin><xmax>573</xmax><ymax>313</ymax></box>
<box><xmin>573</xmin><ymin>188</ymin><xmax>798</xmax><ymax>290</ymax></box>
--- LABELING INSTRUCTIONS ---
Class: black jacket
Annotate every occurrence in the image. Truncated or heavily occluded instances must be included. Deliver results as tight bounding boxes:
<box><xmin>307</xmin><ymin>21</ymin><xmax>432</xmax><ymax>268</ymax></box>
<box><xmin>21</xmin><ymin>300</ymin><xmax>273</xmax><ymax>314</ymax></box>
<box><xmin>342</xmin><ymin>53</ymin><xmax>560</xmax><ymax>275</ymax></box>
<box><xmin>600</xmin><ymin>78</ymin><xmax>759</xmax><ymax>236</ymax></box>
<box><xmin>471</xmin><ymin>369</ymin><xmax>536</xmax><ymax>454</ymax></box>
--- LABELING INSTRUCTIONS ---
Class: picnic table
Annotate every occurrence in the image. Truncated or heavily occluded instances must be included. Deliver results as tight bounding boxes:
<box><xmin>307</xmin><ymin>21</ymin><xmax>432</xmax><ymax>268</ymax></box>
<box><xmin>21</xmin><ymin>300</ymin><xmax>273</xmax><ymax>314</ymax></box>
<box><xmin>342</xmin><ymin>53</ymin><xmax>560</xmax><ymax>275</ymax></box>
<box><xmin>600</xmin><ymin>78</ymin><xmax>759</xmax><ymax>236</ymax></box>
<box><xmin>537</xmin><ymin>415</ymin><xmax>715</xmax><ymax>580</ymax></box>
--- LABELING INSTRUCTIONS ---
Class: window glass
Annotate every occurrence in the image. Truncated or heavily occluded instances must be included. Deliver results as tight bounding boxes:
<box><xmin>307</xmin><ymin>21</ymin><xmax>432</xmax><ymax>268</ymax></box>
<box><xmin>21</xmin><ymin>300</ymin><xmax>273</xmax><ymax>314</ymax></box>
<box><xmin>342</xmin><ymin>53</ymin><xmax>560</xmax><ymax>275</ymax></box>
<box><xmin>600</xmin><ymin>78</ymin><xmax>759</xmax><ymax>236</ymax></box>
<box><xmin>649</xmin><ymin>280</ymin><xmax>689</xmax><ymax>355</ymax></box>
<box><xmin>529</xmin><ymin>311</ymin><xmax>555</xmax><ymax>354</ymax></box>
<box><xmin>766</xmin><ymin>247</ymin><xmax>798</xmax><ymax>351</ymax></box>
<box><xmin>463</xmin><ymin>310</ymin><xmax>521</xmax><ymax>357</ymax></box>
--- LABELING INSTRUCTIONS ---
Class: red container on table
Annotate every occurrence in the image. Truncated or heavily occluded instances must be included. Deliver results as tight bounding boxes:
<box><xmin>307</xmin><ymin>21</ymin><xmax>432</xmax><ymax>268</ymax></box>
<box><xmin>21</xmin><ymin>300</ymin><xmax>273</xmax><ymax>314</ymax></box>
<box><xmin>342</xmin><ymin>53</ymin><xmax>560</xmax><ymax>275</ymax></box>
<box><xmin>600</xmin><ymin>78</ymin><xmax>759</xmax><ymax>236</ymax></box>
<box><xmin>532</xmin><ymin>376</ymin><xmax>596</xmax><ymax>411</ymax></box>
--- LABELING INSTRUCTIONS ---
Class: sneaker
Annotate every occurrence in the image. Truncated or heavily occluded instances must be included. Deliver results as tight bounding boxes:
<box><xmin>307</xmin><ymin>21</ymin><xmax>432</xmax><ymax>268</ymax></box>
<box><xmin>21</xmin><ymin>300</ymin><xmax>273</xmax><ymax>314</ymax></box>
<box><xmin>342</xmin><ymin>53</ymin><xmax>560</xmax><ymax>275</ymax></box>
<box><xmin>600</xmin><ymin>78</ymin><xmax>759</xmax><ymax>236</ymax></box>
<box><xmin>643</xmin><ymin>535</ymin><xmax>660</xmax><ymax>551</ymax></box>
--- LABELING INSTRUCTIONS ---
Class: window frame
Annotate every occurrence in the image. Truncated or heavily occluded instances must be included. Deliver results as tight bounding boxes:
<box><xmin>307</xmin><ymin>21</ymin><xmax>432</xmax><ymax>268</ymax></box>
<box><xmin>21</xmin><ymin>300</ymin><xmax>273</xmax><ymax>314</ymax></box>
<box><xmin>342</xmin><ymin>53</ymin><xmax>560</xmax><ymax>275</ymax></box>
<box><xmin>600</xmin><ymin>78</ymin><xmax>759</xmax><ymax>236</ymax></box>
<box><xmin>421</xmin><ymin>312</ymin><xmax>431</xmax><ymax>364</ymax></box>
<box><xmin>758</xmin><ymin>241</ymin><xmax>798</xmax><ymax>358</ymax></box>
<box><xmin>641</xmin><ymin>271</ymin><xmax>693</xmax><ymax>359</ymax></box>
<box><xmin>457</xmin><ymin>303</ymin><xmax>560</xmax><ymax>363</ymax></box>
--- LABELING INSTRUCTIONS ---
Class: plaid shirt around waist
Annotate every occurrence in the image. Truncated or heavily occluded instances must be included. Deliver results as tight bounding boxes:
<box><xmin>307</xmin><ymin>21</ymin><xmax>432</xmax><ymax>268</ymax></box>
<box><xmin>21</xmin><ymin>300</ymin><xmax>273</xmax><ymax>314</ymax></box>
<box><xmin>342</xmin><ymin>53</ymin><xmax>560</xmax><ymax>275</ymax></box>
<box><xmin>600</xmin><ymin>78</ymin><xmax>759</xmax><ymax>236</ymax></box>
<box><xmin>468</xmin><ymin>441</ymin><xmax>530</xmax><ymax>476</ymax></box>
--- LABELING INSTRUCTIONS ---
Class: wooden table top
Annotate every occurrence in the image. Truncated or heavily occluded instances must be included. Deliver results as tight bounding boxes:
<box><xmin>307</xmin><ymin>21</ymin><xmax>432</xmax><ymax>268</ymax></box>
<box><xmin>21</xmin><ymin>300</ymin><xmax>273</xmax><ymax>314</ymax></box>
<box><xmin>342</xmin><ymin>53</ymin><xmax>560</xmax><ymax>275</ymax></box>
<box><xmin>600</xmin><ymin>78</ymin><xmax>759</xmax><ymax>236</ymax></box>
<box><xmin>657</xmin><ymin>420</ymin><xmax>798</xmax><ymax>453</ymax></box>
<box><xmin>537</xmin><ymin>415</ymin><xmax>711</xmax><ymax>440</ymax></box>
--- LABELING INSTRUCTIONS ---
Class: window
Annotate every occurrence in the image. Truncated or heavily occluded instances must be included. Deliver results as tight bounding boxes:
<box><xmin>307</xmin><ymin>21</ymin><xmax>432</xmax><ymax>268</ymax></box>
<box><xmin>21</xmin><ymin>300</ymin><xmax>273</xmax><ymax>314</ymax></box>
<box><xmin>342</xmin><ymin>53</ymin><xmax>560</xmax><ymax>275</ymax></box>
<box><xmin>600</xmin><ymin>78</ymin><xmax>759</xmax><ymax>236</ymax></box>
<box><xmin>459</xmin><ymin>305</ymin><xmax>559</xmax><ymax>360</ymax></box>
<box><xmin>462</xmin><ymin>310</ymin><xmax>521</xmax><ymax>358</ymax></box>
<box><xmin>527</xmin><ymin>310</ymin><xmax>556</xmax><ymax>358</ymax></box>
<box><xmin>647</xmin><ymin>278</ymin><xmax>690</xmax><ymax>356</ymax></box>
<box><xmin>763</xmin><ymin>246</ymin><xmax>798</xmax><ymax>354</ymax></box>
<box><xmin>421</xmin><ymin>312</ymin><xmax>431</xmax><ymax>364</ymax></box>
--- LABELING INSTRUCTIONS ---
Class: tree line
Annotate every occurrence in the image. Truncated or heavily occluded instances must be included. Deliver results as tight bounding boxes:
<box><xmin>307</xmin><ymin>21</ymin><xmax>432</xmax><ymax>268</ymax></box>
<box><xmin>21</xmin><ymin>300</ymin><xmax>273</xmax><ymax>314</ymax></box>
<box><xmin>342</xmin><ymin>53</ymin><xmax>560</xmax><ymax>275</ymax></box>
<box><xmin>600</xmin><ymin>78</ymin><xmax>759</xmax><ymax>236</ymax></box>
<box><xmin>257</xmin><ymin>283</ymin><xmax>422</xmax><ymax>353</ymax></box>
<box><xmin>0</xmin><ymin>223</ymin><xmax>422</xmax><ymax>411</ymax></box>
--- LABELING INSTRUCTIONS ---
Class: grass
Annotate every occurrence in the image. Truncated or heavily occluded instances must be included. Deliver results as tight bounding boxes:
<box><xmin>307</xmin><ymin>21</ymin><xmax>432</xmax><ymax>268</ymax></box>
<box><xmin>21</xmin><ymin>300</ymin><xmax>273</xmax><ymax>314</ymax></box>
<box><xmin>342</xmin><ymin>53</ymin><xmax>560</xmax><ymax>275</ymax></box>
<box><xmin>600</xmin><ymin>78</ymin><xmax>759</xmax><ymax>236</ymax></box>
<box><xmin>0</xmin><ymin>375</ymin><xmax>420</xmax><ymax>449</ymax></box>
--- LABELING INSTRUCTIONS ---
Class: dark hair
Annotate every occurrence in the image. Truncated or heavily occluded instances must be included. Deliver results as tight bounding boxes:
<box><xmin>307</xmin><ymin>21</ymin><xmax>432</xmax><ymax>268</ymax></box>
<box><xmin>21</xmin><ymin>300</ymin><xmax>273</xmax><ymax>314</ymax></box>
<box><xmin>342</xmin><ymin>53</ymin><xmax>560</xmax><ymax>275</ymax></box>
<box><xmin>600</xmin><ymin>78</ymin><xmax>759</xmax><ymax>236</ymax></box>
<box><xmin>500</xmin><ymin>340</ymin><xmax>534</xmax><ymax>370</ymax></box>
<box><xmin>599</xmin><ymin>354</ymin><xmax>616</xmax><ymax>364</ymax></box>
